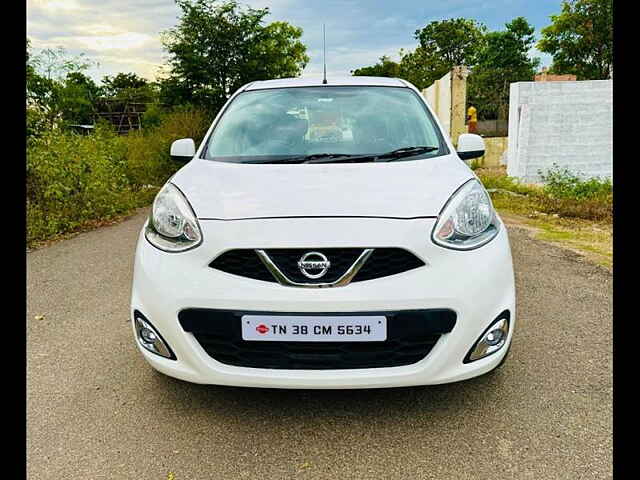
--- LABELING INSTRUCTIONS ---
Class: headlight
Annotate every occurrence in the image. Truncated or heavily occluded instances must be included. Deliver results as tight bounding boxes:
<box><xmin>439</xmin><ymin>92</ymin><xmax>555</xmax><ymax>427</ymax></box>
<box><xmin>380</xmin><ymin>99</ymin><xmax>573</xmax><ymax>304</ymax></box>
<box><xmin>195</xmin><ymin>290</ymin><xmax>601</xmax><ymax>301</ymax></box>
<box><xmin>144</xmin><ymin>182</ymin><xmax>203</xmax><ymax>252</ymax></box>
<box><xmin>431</xmin><ymin>179</ymin><xmax>500</xmax><ymax>250</ymax></box>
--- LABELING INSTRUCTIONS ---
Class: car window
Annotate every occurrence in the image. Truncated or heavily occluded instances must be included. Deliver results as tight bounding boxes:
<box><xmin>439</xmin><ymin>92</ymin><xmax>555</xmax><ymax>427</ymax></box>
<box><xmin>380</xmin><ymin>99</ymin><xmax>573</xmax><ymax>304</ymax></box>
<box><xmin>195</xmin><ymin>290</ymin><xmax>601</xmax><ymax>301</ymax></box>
<box><xmin>203</xmin><ymin>86</ymin><xmax>447</xmax><ymax>162</ymax></box>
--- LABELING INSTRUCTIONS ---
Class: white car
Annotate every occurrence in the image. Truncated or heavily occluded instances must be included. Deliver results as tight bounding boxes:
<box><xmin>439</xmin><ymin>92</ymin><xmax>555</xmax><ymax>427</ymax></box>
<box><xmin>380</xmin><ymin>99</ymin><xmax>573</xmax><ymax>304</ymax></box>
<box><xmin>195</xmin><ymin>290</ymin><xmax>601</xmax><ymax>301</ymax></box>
<box><xmin>131</xmin><ymin>76</ymin><xmax>515</xmax><ymax>389</ymax></box>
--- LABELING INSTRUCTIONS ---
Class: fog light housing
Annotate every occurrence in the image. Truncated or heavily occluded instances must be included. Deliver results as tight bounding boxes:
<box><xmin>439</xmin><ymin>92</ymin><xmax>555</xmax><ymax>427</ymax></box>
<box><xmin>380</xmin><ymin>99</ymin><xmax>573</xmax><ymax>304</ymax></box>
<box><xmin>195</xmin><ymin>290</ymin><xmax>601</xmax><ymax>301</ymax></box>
<box><xmin>134</xmin><ymin>312</ymin><xmax>176</xmax><ymax>360</ymax></box>
<box><xmin>464</xmin><ymin>311</ymin><xmax>510</xmax><ymax>363</ymax></box>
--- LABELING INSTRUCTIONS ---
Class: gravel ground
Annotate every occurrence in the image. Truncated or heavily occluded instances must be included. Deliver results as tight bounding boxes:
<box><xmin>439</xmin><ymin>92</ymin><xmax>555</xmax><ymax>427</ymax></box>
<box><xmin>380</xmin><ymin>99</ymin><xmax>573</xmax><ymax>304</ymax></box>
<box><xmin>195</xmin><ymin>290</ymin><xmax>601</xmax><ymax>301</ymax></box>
<box><xmin>27</xmin><ymin>209</ymin><xmax>612</xmax><ymax>479</ymax></box>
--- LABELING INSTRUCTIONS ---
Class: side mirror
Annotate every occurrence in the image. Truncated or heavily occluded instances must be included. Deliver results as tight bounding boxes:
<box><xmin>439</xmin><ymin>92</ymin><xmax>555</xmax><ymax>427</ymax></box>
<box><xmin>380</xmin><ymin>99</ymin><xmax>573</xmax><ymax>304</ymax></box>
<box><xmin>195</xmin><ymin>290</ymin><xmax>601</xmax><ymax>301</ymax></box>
<box><xmin>456</xmin><ymin>133</ymin><xmax>485</xmax><ymax>160</ymax></box>
<box><xmin>170</xmin><ymin>138</ymin><xmax>196</xmax><ymax>162</ymax></box>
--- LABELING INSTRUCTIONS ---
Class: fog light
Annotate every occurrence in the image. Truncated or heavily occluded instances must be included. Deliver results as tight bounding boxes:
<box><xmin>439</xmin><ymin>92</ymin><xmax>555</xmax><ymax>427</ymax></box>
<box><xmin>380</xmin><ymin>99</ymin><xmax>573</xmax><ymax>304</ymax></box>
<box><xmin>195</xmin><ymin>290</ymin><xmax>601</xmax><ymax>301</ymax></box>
<box><xmin>485</xmin><ymin>329</ymin><xmax>505</xmax><ymax>346</ymax></box>
<box><xmin>464</xmin><ymin>312</ymin><xmax>510</xmax><ymax>363</ymax></box>
<box><xmin>134</xmin><ymin>314</ymin><xmax>176</xmax><ymax>359</ymax></box>
<box><xmin>139</xmin><ymin>326</ymin><xmax>156</xmax><ymax>343</ymax></box>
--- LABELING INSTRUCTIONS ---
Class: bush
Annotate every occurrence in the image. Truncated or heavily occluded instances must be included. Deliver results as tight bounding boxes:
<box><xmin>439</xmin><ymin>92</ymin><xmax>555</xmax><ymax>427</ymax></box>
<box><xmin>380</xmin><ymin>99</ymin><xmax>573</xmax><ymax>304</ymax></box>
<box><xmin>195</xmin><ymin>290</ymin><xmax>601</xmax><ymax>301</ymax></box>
<box><xmin>27</xmin><ymin>108</ymin><xmax>213</xmax><ymax>246</ymax></box>
<box><xmin>475</xmin><ymin>167</ymin><xmax>540</xmax><ymax>196</ymax></box>
<box><xmin>123</xmin><ymin>107</ymin><xmax>211</xmax><ymax>187</ymax></box>
<box><xmin>140</xmin><ymin>103</ymin><xmax>164</xmax><ymax>130</ymax></box>
<box><xmin>476</xmin><ymin>166</ymin><xmax>612</xmax><ymax>223</ymax></box>
<box><xmin>27</xmin><ymin>107</ymin><xmax>52</xmax><ymax>143</ymax></box>
<box><xmin>27</xmin><ymin>125</ymin><xmax>132</xmax><ymax>242</ymax></box>
<box><xmin>539</xmin><ymin>164</ymin><xmax>612</xmax><ymax>200</ymax></box>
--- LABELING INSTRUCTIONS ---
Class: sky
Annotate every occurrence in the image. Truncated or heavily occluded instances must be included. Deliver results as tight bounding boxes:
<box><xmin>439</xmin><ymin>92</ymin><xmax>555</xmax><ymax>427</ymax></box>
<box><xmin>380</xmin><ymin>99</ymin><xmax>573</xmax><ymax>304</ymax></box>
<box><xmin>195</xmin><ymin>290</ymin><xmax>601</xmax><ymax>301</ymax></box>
<box><xmin>27</xmin><ymin>0</ymin><xmax>561</xmax><ymax>83</ymax></box>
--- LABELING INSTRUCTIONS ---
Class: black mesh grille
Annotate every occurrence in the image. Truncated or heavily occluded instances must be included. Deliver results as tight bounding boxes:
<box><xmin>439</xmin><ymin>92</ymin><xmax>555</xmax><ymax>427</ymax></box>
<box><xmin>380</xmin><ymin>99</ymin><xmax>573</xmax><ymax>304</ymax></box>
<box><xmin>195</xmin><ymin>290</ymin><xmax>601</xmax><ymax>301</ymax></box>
<box><xmin>209</xmin><ymin>248</ymin><xmax>425</xmax><ymax>284</ymax></box>
<box><xmin>209</xmin><ymin>250</ymin><xmax>275</xmax><ymax>282</ymax></box>
<box><xmin>179</xmin><ymin>309</ymin><xmax>456</xmax><ymax>370</ymax></box>
<box><xmin>352</xmin><ymin>248</ymin><xmax>426</xmax><ymax>282</ymax></box>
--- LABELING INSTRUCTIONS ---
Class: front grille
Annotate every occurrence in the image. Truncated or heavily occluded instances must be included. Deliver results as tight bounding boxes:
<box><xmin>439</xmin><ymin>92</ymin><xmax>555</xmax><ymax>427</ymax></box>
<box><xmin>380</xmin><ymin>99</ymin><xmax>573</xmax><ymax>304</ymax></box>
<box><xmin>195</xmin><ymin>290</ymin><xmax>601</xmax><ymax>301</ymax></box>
<box><xmin>265</xmin><ymin>248</ymin><xmax>363</xmax><ymax>284</ymax></box>
<box><xmin>179</xmin><ymin>309</ymin><xmax>456</xmax><ymax>370</ymax></box>
<box><xmin>209</xmin><ymin>248</ymin><xmax>425</xmax><ymax>284</ymax></box>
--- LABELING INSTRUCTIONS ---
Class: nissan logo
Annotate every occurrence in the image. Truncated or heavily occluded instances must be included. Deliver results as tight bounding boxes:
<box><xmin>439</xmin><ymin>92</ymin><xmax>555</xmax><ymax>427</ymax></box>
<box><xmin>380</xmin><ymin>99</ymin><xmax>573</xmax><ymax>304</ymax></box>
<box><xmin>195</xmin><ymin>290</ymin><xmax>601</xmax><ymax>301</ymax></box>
<box><xmin>298</xmin><ymin>252</ymin><xmax>331</xmax><ymax>279</ymax></box>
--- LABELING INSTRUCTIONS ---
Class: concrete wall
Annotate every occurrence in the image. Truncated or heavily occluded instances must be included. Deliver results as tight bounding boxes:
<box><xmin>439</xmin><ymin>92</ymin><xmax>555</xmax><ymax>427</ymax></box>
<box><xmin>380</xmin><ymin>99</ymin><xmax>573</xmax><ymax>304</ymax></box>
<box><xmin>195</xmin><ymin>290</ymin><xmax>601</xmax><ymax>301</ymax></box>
<box><xmin>421</xmin><ymin>67</ymin><xmax>469</xmax><ymax>145</ymax></box>
<box><xmin>422</xmin><ymin>71</ymin><xmax>451</xmax><ymax>136</ymax></box>
<box><xmin>507</xmin><ymin>80</ymin><xmax>612</xmax><ymax>182</ymax></box>
<box><xmin>449</xmin><ymin>66</ymin><xmax>470</xmax><ymax>145</ymax></box>
<box><xmin>477</xmin><ymin>137</ymin><xmax>508</xmax><ymax>168</ymax></box>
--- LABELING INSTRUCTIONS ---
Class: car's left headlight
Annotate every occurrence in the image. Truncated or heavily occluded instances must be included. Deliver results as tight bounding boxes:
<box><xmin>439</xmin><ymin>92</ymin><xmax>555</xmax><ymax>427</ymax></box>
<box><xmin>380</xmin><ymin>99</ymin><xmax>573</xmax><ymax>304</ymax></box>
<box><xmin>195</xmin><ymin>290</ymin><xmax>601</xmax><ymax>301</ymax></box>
<box><xmin>431</xmin><ymin>179</ymin><xmax>500</xmax><ymax>250</ymax></box>
<box><xmin>145</xmin><ymin>182</ymin><xmax>203</xmax><ymax>252</ymax></box>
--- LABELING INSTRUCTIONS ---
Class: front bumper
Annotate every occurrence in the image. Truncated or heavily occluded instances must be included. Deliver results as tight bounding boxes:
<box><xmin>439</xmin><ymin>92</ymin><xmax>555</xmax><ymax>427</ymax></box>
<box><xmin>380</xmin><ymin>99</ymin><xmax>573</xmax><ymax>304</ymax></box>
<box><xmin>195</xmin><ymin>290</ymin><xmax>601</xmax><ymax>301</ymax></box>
<box><xmin>131</xmin><ymin>216</ymin><xmax>516</xmax><ymax>389</ymax></box>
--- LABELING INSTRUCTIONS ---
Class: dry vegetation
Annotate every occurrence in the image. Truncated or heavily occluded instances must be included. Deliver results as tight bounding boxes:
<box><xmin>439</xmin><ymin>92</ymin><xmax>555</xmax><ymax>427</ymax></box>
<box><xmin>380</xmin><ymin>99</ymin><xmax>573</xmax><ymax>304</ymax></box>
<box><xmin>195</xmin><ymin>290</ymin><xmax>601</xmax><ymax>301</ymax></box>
<box><xmin>476</xmin><ymin>166</ymin><xmax>612</xmax><ymax>269</ymax></box>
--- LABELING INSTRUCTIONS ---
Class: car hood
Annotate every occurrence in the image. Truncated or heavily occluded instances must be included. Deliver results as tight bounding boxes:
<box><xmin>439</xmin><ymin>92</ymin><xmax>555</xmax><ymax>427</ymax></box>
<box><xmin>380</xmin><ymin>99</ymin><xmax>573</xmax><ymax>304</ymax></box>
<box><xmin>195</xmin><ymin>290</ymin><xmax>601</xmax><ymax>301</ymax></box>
<box><xmin>170</xmin><ymin>154</ymin><xmax>475</xmax><ymax>220</ymax></box>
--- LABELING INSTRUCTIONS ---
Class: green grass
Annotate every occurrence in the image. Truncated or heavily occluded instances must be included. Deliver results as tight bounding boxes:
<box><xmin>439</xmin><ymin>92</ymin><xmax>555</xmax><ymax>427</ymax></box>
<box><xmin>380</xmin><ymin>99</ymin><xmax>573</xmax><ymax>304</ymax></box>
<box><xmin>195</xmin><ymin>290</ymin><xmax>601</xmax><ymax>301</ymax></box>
<box><xmin>508</xmin><ymin>214</ymin><xmax>612</xmax><ymax>269</ymax></box>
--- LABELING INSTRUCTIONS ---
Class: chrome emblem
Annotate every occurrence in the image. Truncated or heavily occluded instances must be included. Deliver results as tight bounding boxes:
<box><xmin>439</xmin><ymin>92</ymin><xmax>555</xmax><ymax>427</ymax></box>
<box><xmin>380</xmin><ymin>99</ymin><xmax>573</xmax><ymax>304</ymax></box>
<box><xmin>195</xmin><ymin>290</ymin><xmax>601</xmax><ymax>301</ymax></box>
<box><xmin>298</xmin><ymin>252</ymin><xmax>331</xmax><ymax>279</ymax></box>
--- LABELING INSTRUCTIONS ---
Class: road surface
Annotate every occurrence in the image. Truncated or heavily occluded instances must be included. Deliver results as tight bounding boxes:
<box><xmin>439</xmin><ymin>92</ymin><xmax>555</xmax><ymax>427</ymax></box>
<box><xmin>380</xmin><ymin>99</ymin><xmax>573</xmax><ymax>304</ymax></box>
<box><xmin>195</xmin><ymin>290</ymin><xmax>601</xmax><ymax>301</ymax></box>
<box><xmin>27</xmin><ymin>209</ymin><xmax>612</xmax><ymax>479</ymax></box>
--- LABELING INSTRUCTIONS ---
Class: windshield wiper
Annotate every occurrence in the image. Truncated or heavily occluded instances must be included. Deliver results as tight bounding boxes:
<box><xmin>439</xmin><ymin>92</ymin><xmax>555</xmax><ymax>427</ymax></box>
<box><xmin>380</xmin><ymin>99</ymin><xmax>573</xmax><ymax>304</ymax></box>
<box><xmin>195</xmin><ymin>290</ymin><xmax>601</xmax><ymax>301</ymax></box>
<box><xmin>241</xmin><ymin>146</ymin><xmax>440</xmax><ymax>165</ymax></box>
<box><xmin>375</xmin><ymin>146</ymin><xmax>440</xmax><ymax>161</ymax></box>
<box><xmin>248</xmin><ymin>153</ymin><xmax>356</xmax><ymax>164</ymax></box>
<box><xmin>303</xmin><ymin>146</ymin><xmax>440</xmax><ymax>164</ymax></box>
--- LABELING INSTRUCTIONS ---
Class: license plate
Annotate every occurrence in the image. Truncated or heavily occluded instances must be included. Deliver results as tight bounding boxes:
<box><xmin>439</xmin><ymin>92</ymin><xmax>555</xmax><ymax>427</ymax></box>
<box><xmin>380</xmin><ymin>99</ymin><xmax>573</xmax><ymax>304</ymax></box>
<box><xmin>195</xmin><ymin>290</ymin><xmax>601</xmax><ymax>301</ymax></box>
<box><xmin>241</xmin><ymin>315</ymin><xmax>387</xmax><ymax>342</ymax></box>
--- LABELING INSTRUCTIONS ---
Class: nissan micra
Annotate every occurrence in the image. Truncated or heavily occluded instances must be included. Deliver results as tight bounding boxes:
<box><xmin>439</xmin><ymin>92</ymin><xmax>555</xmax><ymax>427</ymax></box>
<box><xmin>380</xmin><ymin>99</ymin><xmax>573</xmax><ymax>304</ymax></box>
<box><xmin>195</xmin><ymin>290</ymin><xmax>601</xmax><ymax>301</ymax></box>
<box><xmin>131</xmin><ymin>76</ymin><xmax>515</xmax><ymax>389</ymax></box>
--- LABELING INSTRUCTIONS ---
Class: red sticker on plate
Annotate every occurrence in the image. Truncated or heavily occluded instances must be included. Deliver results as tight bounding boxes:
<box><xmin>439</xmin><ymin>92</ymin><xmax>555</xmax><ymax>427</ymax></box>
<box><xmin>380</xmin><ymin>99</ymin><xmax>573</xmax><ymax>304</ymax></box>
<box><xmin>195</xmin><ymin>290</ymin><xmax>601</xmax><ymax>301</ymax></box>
<box><xmin>256</xmin><ymin>324</ymin><xmax>269</xmax><ymax>334</ymax></box>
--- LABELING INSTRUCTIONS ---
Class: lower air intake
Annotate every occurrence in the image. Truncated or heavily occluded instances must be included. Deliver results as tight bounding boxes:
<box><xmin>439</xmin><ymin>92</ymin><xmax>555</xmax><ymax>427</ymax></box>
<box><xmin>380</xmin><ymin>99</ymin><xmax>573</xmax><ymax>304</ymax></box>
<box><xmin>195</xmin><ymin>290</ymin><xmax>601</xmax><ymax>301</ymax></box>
<box><xmin>179</xmin><ymin>309</ymin><xmax>455</xmax><ymax>370</ymax></box>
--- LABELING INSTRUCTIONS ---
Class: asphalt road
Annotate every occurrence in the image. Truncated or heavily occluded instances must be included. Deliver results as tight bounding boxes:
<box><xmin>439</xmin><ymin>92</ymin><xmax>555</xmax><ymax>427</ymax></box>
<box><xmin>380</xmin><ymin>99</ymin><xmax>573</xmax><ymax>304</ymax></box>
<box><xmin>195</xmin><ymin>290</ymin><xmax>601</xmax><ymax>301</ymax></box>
<box><xmin>27</xmin><ymin>209</ymin><xmax>612</xmax><ymax>479</ymax></box>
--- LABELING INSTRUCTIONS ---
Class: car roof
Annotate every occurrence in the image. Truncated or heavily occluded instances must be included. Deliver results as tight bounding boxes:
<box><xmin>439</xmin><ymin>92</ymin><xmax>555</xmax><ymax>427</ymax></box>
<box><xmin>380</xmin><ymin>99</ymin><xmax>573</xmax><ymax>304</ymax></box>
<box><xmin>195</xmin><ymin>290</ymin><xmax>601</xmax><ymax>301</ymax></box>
<box><xmin>243</xmin><ymin>76</ymin><xmax>409</xmax><ymax>91</ymax></box>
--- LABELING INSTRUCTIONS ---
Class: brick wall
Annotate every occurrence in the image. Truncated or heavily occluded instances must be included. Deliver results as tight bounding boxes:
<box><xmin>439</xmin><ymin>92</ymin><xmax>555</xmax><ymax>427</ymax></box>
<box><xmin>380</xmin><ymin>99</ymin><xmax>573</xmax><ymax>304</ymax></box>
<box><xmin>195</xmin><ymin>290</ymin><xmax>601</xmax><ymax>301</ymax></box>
<box><xmin>534</xmin><ymin>72</ymin><xmax>577</xmax><ymax>82</ymax></box>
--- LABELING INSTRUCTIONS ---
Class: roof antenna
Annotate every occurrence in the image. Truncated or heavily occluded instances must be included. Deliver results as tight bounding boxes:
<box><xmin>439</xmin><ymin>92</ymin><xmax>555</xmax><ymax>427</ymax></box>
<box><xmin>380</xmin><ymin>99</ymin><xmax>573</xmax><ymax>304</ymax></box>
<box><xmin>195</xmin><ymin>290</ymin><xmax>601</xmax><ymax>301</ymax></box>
<box><xmin>322</xmin><ymin>24</ymin><xmax>328</xmax><ymax>84</ymax></box>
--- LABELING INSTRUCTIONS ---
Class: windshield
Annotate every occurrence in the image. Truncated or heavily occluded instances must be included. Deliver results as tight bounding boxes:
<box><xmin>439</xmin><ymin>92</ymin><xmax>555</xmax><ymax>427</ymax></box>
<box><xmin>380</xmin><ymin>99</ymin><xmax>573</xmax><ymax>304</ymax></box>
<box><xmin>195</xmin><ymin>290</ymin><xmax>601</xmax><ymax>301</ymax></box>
<box><xmin>203</xmin><ymin>86</ymin><xmax>447</xmax><ymax>163</ymax></box>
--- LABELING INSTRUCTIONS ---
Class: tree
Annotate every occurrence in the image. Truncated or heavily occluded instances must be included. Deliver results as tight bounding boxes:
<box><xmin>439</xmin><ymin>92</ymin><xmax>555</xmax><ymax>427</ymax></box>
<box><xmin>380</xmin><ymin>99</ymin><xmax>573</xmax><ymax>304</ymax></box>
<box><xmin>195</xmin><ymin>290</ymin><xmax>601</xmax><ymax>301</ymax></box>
<box><xmin>27</xmin><ymin>40</ymin><xmax>55</xmax><ymax>107</ymax></box>
<box><xmin>396</xmin><ymin>47</ymin><xmax>441</xmax><ymax>90</ymax></box>
<box><xmin>58</xmin><ymin>72</ymin><xmax>101</xmax><ymax>124</ymax></box>
<box><xmin>100</xmin><ymin>71</ymin><xmax>159</xmax><ymax>104</ymax></box>
<box><xmin>26</xmin><ymin>38</ymin><xmax>35</xmax><ymax>84</ymax></box>
<box><xmin>27</xmin><ymin>39</ymin><xmax>55</xmax><ymax>138</ymax></box>
<box><xmin>468</xmin><ymin>17</ymin><xmax>540</xmax><ymax>120</ymax></box>
<box><xmin>101</xmin><ymin>72</ymin><xmax>149</xmax><ymax>96</ymax></box>
<box><xmin>27</xmin><ymin>43</ymin><xmax>99</xmax><ymax>133</ymax></box>
<box><xmin>161</xmin><ymin>0</ymin><xmax>309</xmax><ymax>110</ymax></box>
<box><xmin>30</xmin><ymin>46</ymin><xmax>94</xmax><ymax>81</ymax></box>
<box><xmin>352</xmin><ymin>55</ymin><xmax>401</xmax><ymax>78</ymax></box>
<box><xmin>352</xmin><ymin>18</ymin><xmax>487</xmax><ymax>90</ymax></box>
<box><xmin>537</xmin><ymin>0</ymin><xmax>613</xmax><ymax>80</ymax></box>
<box><xmin>351</xmin><ymin>46</ymin><xmax>463</xmax><ymax>90</ymax></box>
<box><xmin>249</xmin><ymin>21</ymin><xmax>309</xmax><ymax>81</ymax></box>
<box><xmin>414</xmin><ymin>18</ymin><xmax>487</xmax><ymax>80</ymax></box>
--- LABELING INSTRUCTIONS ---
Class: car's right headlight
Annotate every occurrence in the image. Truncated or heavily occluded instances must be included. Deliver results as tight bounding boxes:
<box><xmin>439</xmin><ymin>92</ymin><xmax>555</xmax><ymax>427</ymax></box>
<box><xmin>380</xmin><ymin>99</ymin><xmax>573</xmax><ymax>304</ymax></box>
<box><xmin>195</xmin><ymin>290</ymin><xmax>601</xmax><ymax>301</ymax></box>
<box><xmin>431</xmin><ymin>179</ymin><xmax>500</xmax><ymax>250</ymax></box>
<box><xmin>144</xmin><ymin>182</ymin><xmax>203</xmax><ymax>252</ymax></box>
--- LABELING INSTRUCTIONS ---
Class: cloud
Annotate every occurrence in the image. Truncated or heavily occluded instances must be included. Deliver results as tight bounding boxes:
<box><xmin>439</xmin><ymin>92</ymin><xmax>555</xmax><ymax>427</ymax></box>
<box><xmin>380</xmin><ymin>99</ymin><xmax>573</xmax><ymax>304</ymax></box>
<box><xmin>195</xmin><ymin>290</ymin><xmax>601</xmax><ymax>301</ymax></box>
<box><xmin>73</xmin><ymin>32</ymin><xmax>154</xmax><ymax>52</ymax></box>
<box><xmin>28</xmin><ymin>0</ymin><xmax>180</xmax><ymax>81</ymax></box>
<box><xmin>27</xmin><ymin>0</ymin><xmax>561</xmax><ymax>83</ymax></box>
